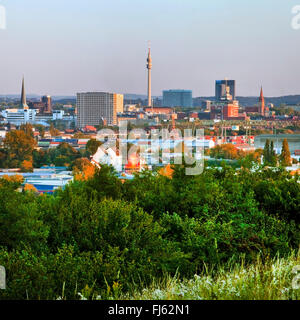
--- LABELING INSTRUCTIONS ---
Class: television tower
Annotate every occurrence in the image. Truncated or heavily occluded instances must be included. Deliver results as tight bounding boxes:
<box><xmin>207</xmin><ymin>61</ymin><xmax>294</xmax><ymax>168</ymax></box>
<box><xmin>147</xmin><ymin>42</ymin><xmax>152</xmax><ymax>108</ymax></box>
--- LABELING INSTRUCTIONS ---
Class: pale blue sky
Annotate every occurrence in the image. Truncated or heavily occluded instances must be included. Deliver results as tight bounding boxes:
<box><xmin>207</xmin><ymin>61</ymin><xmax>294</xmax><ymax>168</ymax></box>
<box><xmin>0</xmin><ymin>0</ymin><xmax>300</xmax><ymax>97</ymax></box>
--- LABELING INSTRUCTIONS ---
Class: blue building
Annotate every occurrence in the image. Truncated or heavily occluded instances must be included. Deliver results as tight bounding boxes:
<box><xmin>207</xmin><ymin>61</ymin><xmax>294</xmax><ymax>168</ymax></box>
<box><xmin>215</xmin><ymin>80</ymin><xmax>236</xmax><ymax>101</ymax></box>
<box><xmin>163</xmin><ymin>90</ymin><xmax>193</xmax><ymax>108</ymax></box>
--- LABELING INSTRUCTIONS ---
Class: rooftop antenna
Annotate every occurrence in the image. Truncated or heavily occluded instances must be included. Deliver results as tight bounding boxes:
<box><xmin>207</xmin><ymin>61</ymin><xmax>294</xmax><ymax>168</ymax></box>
<box><xmin>224</xmin><ymin>77</ymin><xmax>229</xmax><ymax>97</ymax></box>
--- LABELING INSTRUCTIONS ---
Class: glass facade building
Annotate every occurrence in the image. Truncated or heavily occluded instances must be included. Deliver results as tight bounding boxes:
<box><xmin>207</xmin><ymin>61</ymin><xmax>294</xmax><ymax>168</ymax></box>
<box><xmin>215</xmin><ymin>80</ymin><xmax>236</xmax><ymax>101</ymax></box>
<box><xmin>163</xmin><ymin>90</ymin><xmax>193</xmax><ymax>108</ymax></box>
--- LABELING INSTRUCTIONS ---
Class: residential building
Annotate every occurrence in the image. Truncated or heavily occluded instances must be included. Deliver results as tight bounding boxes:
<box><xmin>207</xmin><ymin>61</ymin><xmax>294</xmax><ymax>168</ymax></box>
<box><xmin>76</xmin><ymin>92</ymin><xmax>119</xmax><ymax>128</ymax></box>
<box><xmin>115</xmin><ymin>94</ymin><xmax>124</xmax><ymax>113</ymax></box>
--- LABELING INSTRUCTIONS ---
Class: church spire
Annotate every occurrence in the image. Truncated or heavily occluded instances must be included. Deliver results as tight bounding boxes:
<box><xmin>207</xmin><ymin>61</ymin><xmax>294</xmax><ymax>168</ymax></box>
<box><xmin>259</xmin><ymin>86</ymin><xmax>264</xmax><ymax>103</ymax></box>
<box><xmin>21</xmin><ymin>76</ymin><xmax>28</xmax><ymax>109</ymax></box>
<box><xmin>259</xmin><ymin>86</ymin><xmax>265</xmax><ymax>116</ymax></box>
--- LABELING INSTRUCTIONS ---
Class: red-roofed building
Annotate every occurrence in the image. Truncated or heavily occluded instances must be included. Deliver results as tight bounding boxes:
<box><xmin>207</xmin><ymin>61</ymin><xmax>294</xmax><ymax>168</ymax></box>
<box><xmin>144</xmin><ymin>107</ymin><xmax>173</xmax><ymax>114</ymax></box>
<box><xmin>83</xmin><ymin>125</ymin><xmax>97</xmax><ymax>133</ymax></box>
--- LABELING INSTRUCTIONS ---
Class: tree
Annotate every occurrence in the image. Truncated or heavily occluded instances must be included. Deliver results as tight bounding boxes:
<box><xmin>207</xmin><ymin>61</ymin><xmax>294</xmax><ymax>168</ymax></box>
<box><xmin>0</xmin><ymin>149</ymin><xmax>7</xmax><ymax>168</ymax></box>
<box><xmin>33</xmin><ymin>149</ymin><xmax>51</xmax><ymax>168</ymax></box>
<box><xmin>72</xmin><ymin>158</ymin><xmax>96</xmax><ymax>181</ymax></box>
<box><xmin>86</xmin><ymin>139</ymin><xmax>103</xmax><ymax>156</ymax></box>
<box><xmin>52</xmin><ymin>142</ymin><xmax>80</xmax><ymax>167</ymax></box>
<box><xmin>20</xmin><ymin>159</ymin><xmax>33</xmax><ymax>173</ymax></box>
<box><xmin>210</xmin><ymin>144</ymin><xmax>244</xmax><ymax>160</ymax></box>
<box><xmin>4</xmin><ymin>130</ymin><xmax>36</xmax><ymax>168</ymax></box>
<box><xmin>263</xmin><ymin>139</ymin><xmax>270</xmax><ymax>165</ymax></box>
<box><xmin>24</xmin><ymin>184</ymin><xmax>38</xmax><ymax>193</ymax></box>
<box><xmin>0</xmin><ymin>175</ymin><xmax>24</xmax><ymax>189</ymax></box>
<box><xmin>280</xmin><ymin>139</ymin><xmax>291</xmax><ymax>167</ymax></box>
<box><xmin>270</xmin><ymin>141</ymin><xmax>277</xmax><ymax>166</ymax></box>
<box><xmin>263</xmin><ymin>139</ymin><xmax>277</xmax><ymax>167</ymax></box>
<box><xmin>20</xmin><ymin>123</ymin><xmax>34</xmax><ymax>138</ymax></box>
<box><xmin>50</xmin><ymin>123</ymin><xmax>60</xmax><ymax>137</ymax></box>
<box><xmin>34</xmin><ymin>125</ymin><xmax>46</xmax><ymax>138</ymax></box>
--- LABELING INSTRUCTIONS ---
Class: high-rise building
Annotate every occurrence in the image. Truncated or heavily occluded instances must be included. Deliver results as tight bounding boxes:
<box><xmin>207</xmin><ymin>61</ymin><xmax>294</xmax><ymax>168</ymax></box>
<box><xmin>201</xmin><ymin>100</ymin><xmax>212</xmax><ymax>111</ymax></box>
<box><xmin>41</xmin><ymin>95</ymin><xmax>52</xmax><ymax>113</ymax></box>
<box><xmin>115</xmin><ymin>94</ymin><xmax>124</xmax><ymax>113</ymax></box>
<box><xmin>163</xmin><ymin>90</ymin><xmax>193</xmax><ymax>108</ymax></box>
<box><xmin>20</xmin><ymin>76</ymin><xmax>28</xmax><ymax>109</ymax></box>
<box><xmin>215</xmin><ymin>80</ymin><xmax>236</xmax><ymax>101</ymax></box>
<box><xmin>76</xmin><ymin>92</ymin><xmax>119</xmax><ymax>128</ymax></box>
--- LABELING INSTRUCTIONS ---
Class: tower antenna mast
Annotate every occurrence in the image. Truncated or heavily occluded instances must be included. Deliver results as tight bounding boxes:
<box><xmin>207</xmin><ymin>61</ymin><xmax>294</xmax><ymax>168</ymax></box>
<box><xmin>147</xmin><ymin>41</ymin><xmax>152</xmax><ymax>110</ymax></box>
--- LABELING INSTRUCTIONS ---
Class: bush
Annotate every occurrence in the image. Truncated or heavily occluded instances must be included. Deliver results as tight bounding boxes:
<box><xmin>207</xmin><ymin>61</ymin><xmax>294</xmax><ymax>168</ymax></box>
<box><xmin>0</xmin><ymin>165</ymin><xmax>299</xmax><ymax>299</ymax></box>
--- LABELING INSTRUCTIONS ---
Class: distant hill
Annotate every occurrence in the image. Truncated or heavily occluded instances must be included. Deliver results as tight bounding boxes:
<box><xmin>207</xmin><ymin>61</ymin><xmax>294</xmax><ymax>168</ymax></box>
<box><xmin>52</xmin><ymin>96</ymin><xmax>76</xmax><ymax>101</ymax></box>
<box><xmin>0</xmin><ymin>94</ymin><xmax>41</xmax><ymax>100</ymax></box>
<box><xmin>52</xmin><ymin>97</ymin><xmax>76</xmax><ymax>104</ymax></box>
<box><xmin>2</xmin><ymin>93</ymin><xmax>300</xmax><ymax>107</ymax></box>
<box><xmin>193</xmin><ymin>96</ymin><xmax>300</xmax><ymax>107</ymax></box>
<box><xmin>124</xmin><ymin>94</ymin><xmax>162</xmax><ymax>100</ymax></box>
<box><xmin>52</xmin><ymin>94</ymin><xmax>300</xmax><ymax>107</ymax></box>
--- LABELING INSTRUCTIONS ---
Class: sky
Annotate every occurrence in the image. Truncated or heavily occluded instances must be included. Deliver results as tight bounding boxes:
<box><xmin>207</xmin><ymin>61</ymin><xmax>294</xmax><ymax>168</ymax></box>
<box><xmin>0</xmin><ymin>0</ymin><xmax>300</xmax><ymax>97</ymax></box>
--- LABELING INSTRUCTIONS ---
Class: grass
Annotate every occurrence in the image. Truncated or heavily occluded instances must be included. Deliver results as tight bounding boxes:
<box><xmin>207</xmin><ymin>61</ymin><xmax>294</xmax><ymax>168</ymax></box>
<box><xmin>83</xmin><ymin>251</ymin><xmax>300</xmax><ymax>300</ymax></box>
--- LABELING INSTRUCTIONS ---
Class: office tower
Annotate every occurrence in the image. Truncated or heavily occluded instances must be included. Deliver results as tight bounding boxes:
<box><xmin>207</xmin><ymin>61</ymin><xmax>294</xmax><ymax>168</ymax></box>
<box><xmin>201</xmin><ymin>100</ymin><xmax>212</xmax><ymax>111</ymax></box>
<box><xmin>41</xmin><ymin>95</ymin><xmax>52</xmax><ymax>113</ymax></box>
<box><xmin>259</xmin><ymin>87</ymin><xmax>265</xmax><ymax>116</ymax></box>
<box><xmin>215</xmin><ymin>80</ymin><xmax>236</xmax><ymax>101</ymax></box>
<box><xmin>115</xmin><ymin>94</ymin><xmax>124</xmax><ymax>113</ymax></box>
<box><xmin>147</xmin><ymin>45</ymin><xmax>152</xmax><ymax>107</ymax></box>
<box><xmin>163</xmin><ymin>90</ymin><xmax>193</xmax><ymax>108</ymax></box>
<box><xmin>20</xmin><ymin>76</ymin><xmax>28</xmax><ymax>109</ymax></box>
<box><xmin>76</xmin><ymin>92</ymin><xmax>118</xmax><ymax>128</ymax></box>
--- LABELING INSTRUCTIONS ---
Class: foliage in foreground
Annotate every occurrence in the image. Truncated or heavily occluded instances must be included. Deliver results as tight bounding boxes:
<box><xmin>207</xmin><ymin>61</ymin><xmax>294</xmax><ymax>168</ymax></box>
<box><xmin>0</xmin><ymin>165</ymin><xmax>299</xmax><ymax>300</ymax></box>
<box><xmin>113</xmin><ymin>252</ymin><xmax>300</xmax><ymax>301</ymax></box>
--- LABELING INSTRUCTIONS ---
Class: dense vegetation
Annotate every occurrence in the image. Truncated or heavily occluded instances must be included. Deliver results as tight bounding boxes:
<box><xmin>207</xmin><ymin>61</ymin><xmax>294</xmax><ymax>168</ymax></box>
<box><xmin>0</xmin><ymin>124</ymin><xmax>88</xmax><ymax>170</ymax></box>
<box><xmin>116</xmin><ymin>253</ymin><xmax>300</xmax><ymax>300</ymax></box>
<box><xmin>0</xmin><ymin>164</ymin><xmax>299</xmax><ymax>300</ymax></box>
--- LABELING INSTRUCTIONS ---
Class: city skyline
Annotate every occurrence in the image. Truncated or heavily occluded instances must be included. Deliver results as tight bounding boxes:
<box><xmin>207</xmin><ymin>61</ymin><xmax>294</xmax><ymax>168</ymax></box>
<box><xmin>0</xmin><ymin>0</ymin><xmax>300</xmax><ymax>96</ymax></box>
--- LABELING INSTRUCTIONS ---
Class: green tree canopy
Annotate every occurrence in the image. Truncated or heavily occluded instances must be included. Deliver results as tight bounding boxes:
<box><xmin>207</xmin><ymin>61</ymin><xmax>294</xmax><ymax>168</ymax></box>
<box><xmin>280</xmin><ymin>139</ymin><xmax>291</xmax><ymax>167</ymax></box>
<box><xmin>3</xmin><ymin>129</ymin><xmax>36</xmax><ymax>168</ymax></box>
<box><xmin>86</xmin><ymin>139</ymin><xmax>103</xmax><ymax>156</ymax></box>
<box><xmin>263</xmin><ymin>139</ymin><xmax>277</xmax><ymax>167</ymax></box>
